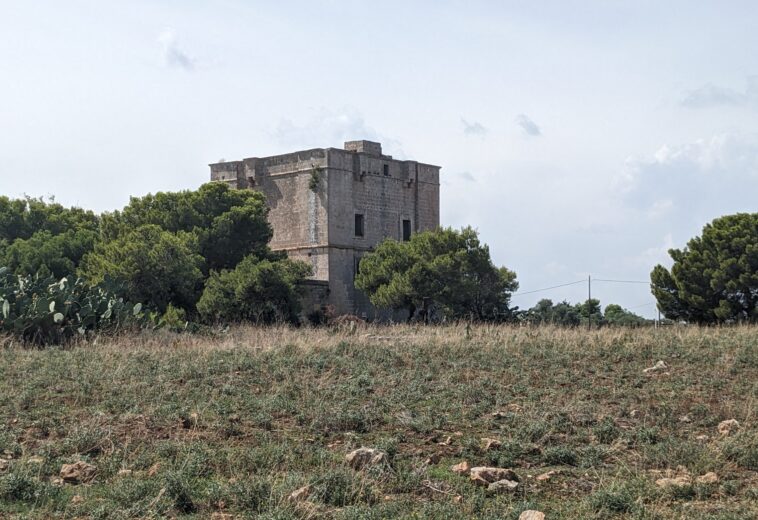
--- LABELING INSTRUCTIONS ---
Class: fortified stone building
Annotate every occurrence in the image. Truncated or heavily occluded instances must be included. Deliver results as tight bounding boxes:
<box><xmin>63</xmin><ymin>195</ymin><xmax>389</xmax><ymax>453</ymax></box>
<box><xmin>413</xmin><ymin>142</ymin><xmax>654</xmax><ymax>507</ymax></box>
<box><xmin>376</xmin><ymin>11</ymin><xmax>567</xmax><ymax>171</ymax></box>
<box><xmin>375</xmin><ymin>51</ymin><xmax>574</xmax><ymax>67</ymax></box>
<box><xmin>209</xmin><ymin>140</ymin><xmax>440</xmax><ymax>319</ymax></box>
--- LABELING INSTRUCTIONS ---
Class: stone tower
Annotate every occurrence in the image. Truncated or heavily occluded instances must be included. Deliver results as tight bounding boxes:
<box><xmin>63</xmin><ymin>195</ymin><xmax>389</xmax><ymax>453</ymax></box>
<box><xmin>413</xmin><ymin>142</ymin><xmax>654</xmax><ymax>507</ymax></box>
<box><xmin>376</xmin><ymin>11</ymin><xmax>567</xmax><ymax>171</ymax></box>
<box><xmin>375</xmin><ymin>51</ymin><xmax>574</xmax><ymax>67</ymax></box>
<box><xmin>209</xmin><ymin>140</ymin><xmax>440</xmax><ymax>319</ymax></box>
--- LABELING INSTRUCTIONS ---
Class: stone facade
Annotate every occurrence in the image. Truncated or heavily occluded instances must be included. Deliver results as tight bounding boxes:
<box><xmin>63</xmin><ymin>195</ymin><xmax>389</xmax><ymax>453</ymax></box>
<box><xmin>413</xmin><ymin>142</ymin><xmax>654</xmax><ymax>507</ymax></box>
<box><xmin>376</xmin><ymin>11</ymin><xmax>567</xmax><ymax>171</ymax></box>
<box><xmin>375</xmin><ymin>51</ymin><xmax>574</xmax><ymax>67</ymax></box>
<box><xmin>209</xmin><ymin>140</ymin><xmax>440</xmax><ymax>319</ymax></box>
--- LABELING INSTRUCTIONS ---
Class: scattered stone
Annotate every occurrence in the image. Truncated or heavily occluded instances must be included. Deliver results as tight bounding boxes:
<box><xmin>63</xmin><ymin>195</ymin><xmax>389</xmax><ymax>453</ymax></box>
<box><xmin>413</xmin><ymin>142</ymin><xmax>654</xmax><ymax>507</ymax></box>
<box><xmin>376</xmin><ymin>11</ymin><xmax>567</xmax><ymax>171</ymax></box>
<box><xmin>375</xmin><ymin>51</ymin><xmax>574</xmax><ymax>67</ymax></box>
<box><xmin>451</xmin><ymin>461</ymin><xmax>471</xmax><ymax>475</ymax></box>
<box><xmin>491</xmin><ymin>404</ymin><xmax>522</xmax><ymax>418</ymax></box>
<box><xmin>147</xmin><ymin>463</ymin><xmax>161</xmax><ymax>477</ymax></box>
<box><xmin>438</xmin><ymin>436</ymin><xmax>453</xmax><ymax>446</ymax></box>
<box><xmin>181</xmin><ymin>412</ymin><xmax>199</xmax><ymax>429</ymax></box>
<box><xmin>655</xmin><ymin>476</ymin><xmax>692</xmax><ymax>488</ymax></box>
<box><xmin>71</xmin><ymin>495</ymin><xmax>84</xmax><ymax>504</ymax></box>
<box><xmin>679</xmin><ymin>415</ymin><xmax>691</xmax><ymax>423</ymax></box>
<box><xmin>487</xmin><ymin>479</ymin><xmax>519</xmax><ymax>493</ymax></box>
<box><xmin>643</xmin><ymin>360</ymin><xmax>668</xmax><ymax>374</ymax></box>
<box><xmin>60</xmin><ymin>461</ymin><xmax>97</xmax><ymax>484</ymax></box>
<box><xmin>696</xmin><ymin>472</ymin><xmax>718</xmax><ymax>484</ymax></box>
<box><xmin>481</xmin><ymin>438</ymin><xmax>502</xmax><ymax>451</ymax></box>
<box><xmin>210</xmin><ymin>513</ymin><xmax>235</xmax><ymax>520</ymax></box>
<box><xmin>718</xmin><ymin>419</ymin><xmax>739</xmax><ymax>436</ymax></box>
<box><xmin>519</xmin><ymin>511</ymin><xmax>546</xmax><ymax>520</ymax></box>
<box><xmin>537</xmin><ymin>469</ymin><xmax>560</xmax><ymax>481</ymax></box>
<box><xmin>28</xmin><ymin>456</ymin><xmax>44</xmax><ymax>464</ymax></box>
<box><xmin>117</xmin><ymin>469</ymin><xmax>132</xmax><ymax>477</ymax></box>
<box><xmin>453</xmin><ymin>494</ymin><xmax>463</xmax><ymax>503</ymax></box>
<box><xmin>288</xmin><ymin>485</ymin><xmax>312</xmax><ymax>502</ymax></box>
<box><xmin>629</xmin><ymin>409</ymin><xmax>641</xmax><ymax>418</ymax></box>
<box><xmin>696</xmin><ymin>434</ymin><xmax>709</xmax><ymax>442</ymax></box>
<box><xmin>425</xmin><ymin>453</ymin><xmax>441</xmax><ymax>465</ymax></box>
<box><xmin>470</xmin><ymin>467</ymin><xmax>519</xmax><ymax>487</ymax></box>
<box><xmin>0</xmin><ymin>458</ymin><xmax>8</xmax><ymax>472</ymax></box>
<box><xmin>346</xmin><ymin>447</ymin><xmax>386</xmax><ymax>470</ymax></box>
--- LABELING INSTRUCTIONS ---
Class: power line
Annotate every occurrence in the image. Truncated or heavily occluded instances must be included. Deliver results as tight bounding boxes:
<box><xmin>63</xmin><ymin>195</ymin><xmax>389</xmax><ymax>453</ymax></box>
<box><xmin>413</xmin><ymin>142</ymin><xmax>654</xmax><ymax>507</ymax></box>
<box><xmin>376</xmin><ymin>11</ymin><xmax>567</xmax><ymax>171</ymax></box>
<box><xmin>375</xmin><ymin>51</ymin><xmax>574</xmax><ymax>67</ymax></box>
<box><xmin>511</xmin><ymin>279</ymin><xmax>586</xmax><ymax>298</ymax></box>
<box><xmin>594</xmin><ymin>278</ymin><xmax>651</xmax><ymax>284</ymax></box>
<box><xmin>627</xmin><ymin>302</ymin><xmax>656</xmax><ymax>310</ymax></box>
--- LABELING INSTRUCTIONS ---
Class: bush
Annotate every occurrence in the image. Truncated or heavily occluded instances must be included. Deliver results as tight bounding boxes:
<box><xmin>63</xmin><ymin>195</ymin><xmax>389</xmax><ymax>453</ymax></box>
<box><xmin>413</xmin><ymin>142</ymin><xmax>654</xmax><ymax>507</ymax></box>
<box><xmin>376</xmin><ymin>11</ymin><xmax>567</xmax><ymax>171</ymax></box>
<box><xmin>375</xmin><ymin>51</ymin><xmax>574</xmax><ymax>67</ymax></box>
<box><xmin>197</xmin><ymin>256</ymin><xmax>312</xmax><ymax>324</ymax></box>
<box><xmin>0</xmin><ymin>267</ymin><xmax>147</xmax><ymax>345</ymax></box>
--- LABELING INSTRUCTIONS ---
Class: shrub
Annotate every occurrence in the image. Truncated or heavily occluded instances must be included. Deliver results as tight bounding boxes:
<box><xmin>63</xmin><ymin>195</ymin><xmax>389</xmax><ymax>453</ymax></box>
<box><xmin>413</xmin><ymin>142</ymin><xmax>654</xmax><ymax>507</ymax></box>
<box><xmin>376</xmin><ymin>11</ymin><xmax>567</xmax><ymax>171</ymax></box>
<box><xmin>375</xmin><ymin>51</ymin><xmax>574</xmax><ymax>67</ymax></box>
<box><xmin>0</xmin><ymin>268</ymin><xmax>147</xmax><ymax>345</ymax></box>
<box><xmin>197</xmin><ymin>256</ymin><xmax>311</xmax><ymax>324</ymax></box>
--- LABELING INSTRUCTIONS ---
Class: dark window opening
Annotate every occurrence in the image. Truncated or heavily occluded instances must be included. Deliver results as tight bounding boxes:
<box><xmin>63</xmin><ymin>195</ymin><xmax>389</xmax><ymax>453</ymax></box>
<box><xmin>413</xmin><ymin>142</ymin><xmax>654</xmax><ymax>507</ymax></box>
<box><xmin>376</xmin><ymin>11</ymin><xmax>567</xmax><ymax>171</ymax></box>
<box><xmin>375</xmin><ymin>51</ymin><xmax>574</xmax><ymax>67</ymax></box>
<box><xmin>355</xmin><ymin>214</ymin><xmax>365</xmax><ymax>237</ymax></box>
<box><xmin>383</xmin><ymin>164</ymin><xmax>390</xmax><ymax>176</ymax></box>
<box><xmin>354</xmin><ymin>256</ymin><xmax>362</xmax><ymax>279</ymax></box>
<box><xmin>402</xmin><ymin>219</ymin><xmax>412</xmax><ymax>241</ymax></box>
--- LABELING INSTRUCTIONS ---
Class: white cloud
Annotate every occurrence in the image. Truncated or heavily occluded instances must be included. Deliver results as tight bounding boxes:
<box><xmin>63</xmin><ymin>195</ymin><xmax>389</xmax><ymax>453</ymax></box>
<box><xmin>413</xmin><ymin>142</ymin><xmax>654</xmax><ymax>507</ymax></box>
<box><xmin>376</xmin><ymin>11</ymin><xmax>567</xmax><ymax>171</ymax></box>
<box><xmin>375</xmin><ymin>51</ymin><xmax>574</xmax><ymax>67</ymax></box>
<box><xmin>680</xmin><ymin>77</ymin><xmax>758</xmax><ymax>108</ymax></box>
<box><xmin>272</xmin><ymin>108</ymin><xmax>404</xmax><ymax>156</ymax></box>
<box><xmin>646</xmin><ymin>198</ymin><xmax>674</xmax><ymax>219</ymax></box>
<box><xmin>158</xmin><ymin>28</ymin><xmax>194</xmax><ymax>70</ymax></box>
<box><xmin>461</xmin><ymin>118</ymin><xmax>487</xmax><ymax>137</ymax></box>
<box><xmin>633</xmin><ymin>234</ymin><xmax>674</xmax><ymax>268</ymax></box>
<box><xmin>515</xmin><ymin>114</ymin><xmax>542</xmax><ymax>136</ymax></box>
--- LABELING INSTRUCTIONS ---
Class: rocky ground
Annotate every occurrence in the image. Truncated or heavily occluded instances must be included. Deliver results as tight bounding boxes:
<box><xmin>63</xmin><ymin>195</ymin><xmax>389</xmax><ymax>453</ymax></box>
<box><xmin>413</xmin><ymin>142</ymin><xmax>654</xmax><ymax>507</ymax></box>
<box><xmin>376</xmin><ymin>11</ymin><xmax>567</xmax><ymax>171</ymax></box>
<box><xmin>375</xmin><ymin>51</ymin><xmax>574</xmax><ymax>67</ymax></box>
<box><xmin>0</xmin><ymin>325</ymin><xmax>756</xmax><ymax>518</ymax></box>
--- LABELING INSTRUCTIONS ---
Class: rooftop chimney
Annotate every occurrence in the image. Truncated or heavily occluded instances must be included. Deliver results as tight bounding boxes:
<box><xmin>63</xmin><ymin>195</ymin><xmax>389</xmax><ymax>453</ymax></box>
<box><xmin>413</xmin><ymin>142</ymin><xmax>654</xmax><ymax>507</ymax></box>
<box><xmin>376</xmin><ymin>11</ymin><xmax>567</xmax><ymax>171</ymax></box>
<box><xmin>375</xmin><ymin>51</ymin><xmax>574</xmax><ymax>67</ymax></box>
<box><xmin>344</xmin><ymin>140</ymin><xmax>382</xmax><ymax>156</ymax></box>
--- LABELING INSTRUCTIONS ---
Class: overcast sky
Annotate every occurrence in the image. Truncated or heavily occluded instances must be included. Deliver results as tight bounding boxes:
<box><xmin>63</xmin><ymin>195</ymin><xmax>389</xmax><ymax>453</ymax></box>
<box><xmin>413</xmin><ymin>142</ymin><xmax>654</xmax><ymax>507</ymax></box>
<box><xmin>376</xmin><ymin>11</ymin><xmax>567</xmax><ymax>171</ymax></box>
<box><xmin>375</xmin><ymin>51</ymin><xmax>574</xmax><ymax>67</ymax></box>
<box><xmin>2</xmin><ymin>1</ymin><xmax>757</xmax><ymax>316</ymax></box>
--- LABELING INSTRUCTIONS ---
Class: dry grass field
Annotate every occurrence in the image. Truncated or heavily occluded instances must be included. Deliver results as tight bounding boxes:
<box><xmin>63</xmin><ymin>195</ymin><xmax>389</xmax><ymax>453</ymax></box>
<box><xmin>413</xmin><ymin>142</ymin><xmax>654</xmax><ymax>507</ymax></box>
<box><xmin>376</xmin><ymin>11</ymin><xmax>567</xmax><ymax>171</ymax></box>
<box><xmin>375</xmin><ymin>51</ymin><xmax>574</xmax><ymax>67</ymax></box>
<box><xmin>0</xmin><ymin>325</ymin><xmax>756</xmax><ymax>519</ymax></box>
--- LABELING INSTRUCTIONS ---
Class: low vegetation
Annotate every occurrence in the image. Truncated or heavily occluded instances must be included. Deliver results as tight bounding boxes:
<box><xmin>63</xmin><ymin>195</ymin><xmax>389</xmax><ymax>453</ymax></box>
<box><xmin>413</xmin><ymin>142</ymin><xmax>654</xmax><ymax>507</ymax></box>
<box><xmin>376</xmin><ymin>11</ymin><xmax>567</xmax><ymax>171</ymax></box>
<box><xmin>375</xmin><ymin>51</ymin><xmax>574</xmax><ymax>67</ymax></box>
<box><xmin>1</xmin><ymin>325</ymin><xmax>755</xmax><ymax>518</ymax></box>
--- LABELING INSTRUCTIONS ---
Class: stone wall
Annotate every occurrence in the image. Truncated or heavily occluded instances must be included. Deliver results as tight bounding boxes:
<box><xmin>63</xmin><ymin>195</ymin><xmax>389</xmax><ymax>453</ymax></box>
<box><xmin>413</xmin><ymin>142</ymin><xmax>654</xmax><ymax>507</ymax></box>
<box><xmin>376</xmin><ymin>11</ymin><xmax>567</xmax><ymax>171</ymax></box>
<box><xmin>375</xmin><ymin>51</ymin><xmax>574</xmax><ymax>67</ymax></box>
<box><xmin>209</xmin><ymin>141</ymin><xmax>440</xmax><ymax>319</ymax></box>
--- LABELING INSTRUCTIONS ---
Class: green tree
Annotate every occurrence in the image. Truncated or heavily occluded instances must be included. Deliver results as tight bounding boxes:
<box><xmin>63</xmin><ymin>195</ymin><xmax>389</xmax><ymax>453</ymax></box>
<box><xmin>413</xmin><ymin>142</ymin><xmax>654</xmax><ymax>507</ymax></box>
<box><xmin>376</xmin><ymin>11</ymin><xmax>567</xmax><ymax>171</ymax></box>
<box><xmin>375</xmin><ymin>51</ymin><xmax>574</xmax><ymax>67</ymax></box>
<box><xmin>101</xmin><ymin>182</ymin><xmax>272</xmax><ymax>271</ymax></box>
<box><xmin>0</xmin><ymin>196</ymin><xmax>100</xmax><ymax>277</ymax></box>
<box><xmin>579</xmin><ymin>298</ymin><xmax>604</xmax><ymax>327</ymax></box>
<box><xmin>603</xmin><ymin>304</ymin><xmax>648</xmax><ymax>326</ymax></box>
<box><xmin>80</xmin><ymin>225</ymin><xmax>204</xmax><ymax>313</ymax></box>
<box><xmin>524</xmin><ymin>299</ymin><xmax>582</xmax><ymax>326</ymax></box>
<box><xmin>2</xmin><ymin>229</ymin><xmax>99</xmax><ymax>279</ymax></box>
<box><xmin>651</xmin><ymin>213</ymin><xmax>758</xmax><ymax>324</ymax></box>
<box><xmin>355</xmin><ymin>227</ymin><xmax>518</xmax><ymax>321</ymax></box>
<box><xmin>197</xmin><ymin>255</ymin><xmax>312</xmax><ymax>324</ymax></box>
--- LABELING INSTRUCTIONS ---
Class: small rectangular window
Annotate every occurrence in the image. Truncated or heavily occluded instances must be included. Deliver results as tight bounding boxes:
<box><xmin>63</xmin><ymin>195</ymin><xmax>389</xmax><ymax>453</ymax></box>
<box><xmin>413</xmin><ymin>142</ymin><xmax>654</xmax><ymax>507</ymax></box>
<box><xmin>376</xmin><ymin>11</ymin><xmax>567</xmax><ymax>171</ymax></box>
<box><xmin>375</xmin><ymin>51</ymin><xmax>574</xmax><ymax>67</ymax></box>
<box><xmin>402</xmin><ymin>219</ymin><xmax>412</xmax><ymax>241</ymax></box>
<box><xmin>354</xmin><ymin>256</ymin><xmax>362</xmax><ymax>279</ymax></box>
<box><xmin>355</xmin><ymin>214</ymin><xmax>364</xmax><ymax>237</ymax></box>
<box><xmin>383</xmin><ymin>164</ymin><xmax>389</xmax><ymax>176</ymax></box>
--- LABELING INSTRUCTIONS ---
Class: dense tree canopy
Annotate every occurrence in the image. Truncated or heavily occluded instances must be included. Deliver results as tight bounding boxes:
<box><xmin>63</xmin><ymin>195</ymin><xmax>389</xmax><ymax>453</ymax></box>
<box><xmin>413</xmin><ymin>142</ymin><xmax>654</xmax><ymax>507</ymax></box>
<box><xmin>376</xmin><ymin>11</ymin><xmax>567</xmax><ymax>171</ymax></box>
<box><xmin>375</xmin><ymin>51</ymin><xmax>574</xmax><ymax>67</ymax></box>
<box><xmin>0</xmin><ymin>196</ymin><xmax>99</xmax><ymax>278</ymax></box>
<box><xmin>355</xmin><ymin>227</ymin><xmax>518</xmax><ymax>321</ymax></box>
<box><xmin>651</xmin><ymin>213</ymin><xmax>758</xmax><ymax>324</ymax></box>
<box><xmin>523</xmin><ymin>299</ymin><xmax>647</xmax><ymax>327</ymax></box>
<box><xmin>80</xmin><ymin>225</ymin><xmax>205</xmax><ymax>313</ymax></box>
<box><xmin>0</xmin><ymin>184</ymin><xmax>310</xmax><ymax>324</ymax></box>
<box><xmin>197</xmin><ymin>256</ymin><xmax>312</xmax><ymax>324</ymax></box>
<box><xmin>101</xmin><ymin>182</ymin><xmax>273</xmax><ymax>271</ymax></box>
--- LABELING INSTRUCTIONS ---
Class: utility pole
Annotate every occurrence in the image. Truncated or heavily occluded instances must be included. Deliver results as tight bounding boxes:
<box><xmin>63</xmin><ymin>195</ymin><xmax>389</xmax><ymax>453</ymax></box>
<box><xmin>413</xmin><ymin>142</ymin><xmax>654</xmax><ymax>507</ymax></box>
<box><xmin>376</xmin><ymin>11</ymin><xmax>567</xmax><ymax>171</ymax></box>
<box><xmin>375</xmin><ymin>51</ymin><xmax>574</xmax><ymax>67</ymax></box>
<box><xmin>588</xmin><ymin>274</ymin><xmax>592</xmax><ymax>331</ymax></box>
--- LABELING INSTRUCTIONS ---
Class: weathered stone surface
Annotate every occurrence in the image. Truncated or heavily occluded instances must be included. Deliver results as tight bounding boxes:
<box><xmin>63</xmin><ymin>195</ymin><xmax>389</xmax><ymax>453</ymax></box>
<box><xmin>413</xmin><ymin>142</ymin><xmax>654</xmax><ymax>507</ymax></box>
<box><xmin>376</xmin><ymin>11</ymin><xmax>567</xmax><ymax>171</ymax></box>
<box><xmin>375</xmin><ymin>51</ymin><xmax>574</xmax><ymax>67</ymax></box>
<box><xmin>0</xmin><ymin>458</ymin><xmax>8</xmax><ymax>472</ymax></box>
<box><xmin>481</xmin><ymin>438</ymin><xmax>502</xmax><ymax>451</ymax></box>
<box><xmin>718</xmin><ymin>419</ymin><xmax>739</xmax><ymax>436</ymax></box>
<box><xmin>519</xmin><ymin>511</ymin><xmax>546</xmax><ymax>520</ymax></box>
<box><xmin>60</xmin><ymin>461</ymin><xmax>96</xmax><ymax>484</ymax></box>
<box><xmin>470</xmin><ymin>467</ymin><xmax>519</xmax><ymax>487</ymax></box>
<box><xmin>346</xmin><ymin>447</ymin><xmax>386</xmax><ymax>470</ymax></box>
<box><xmin>643</xmin><ymin>360</ymin><xmax>668</xmax><ymax>373</ymax></box>
<box><xmin>696</xmin><ymin>472</ymin><xmax>718</xmax><ymax>484</ymax></box>
<box><xmin>655</xmin><ymin>476</ymin><xmax>692</xmax><ymax>488</ymax></box>
<box><xmin>288</xmin><ymin>485</ymin><xmax>312</xmax><ymax>502</ymax></box>
<box><xmin>209</xmin><ymin>141</ymin><xmax>440</xmax><ymax>319</ymax></box>
<box><xmin>487</xmin><ymin>479</ymin><xmax>519</xmax><ymax>493</ymax></box>
<box><xmin>537</xmin><ymin>469</ymin><xmax>560</xmax><ymax>481</ymax></box>
<box><xmin>451</xmin><ymin>461</ymin><xmax>470</xmax><ymax>475</ymax></box>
